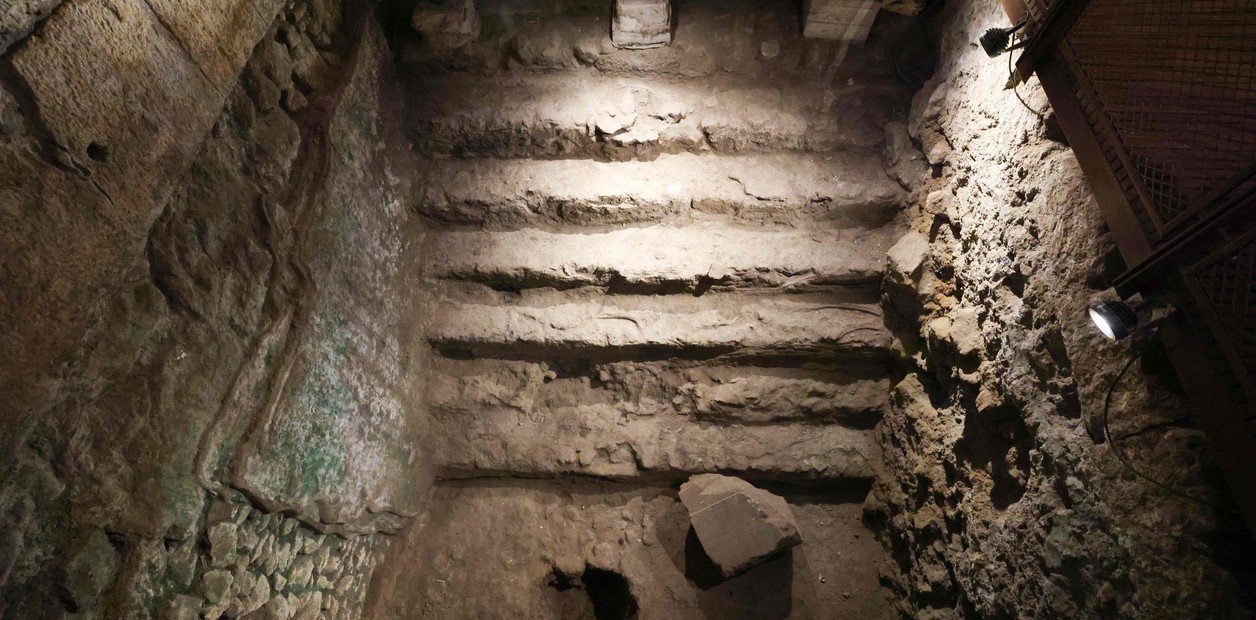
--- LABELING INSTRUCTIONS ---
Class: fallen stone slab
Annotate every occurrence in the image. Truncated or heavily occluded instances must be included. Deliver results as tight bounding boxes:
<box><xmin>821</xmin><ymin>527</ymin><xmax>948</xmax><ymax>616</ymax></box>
<box><xmin>679</xmin><ymin>474</ymin><xmax>802</xmax><ymax>577</ymax></box>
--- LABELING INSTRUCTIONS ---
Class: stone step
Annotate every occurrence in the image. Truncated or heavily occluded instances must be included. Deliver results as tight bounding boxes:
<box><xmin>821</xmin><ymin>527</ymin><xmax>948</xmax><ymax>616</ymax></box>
<box><xmin>414</xmin><ymin>153</ymin><xmax>904</xmax><ymax>229</ymax></box>
<box><xmin>425</xmin><ymin>292</ymin><xmax>892</xmax><ymax>362</ymax></box>
<box><xmin>427</xmin><ymin>358</ymin><xmax>891</xmax><ymax>429</ymax></box>
<box><xmin>430</xmin><ymin>403</ymin><xmax>880</xmax><ymax>482</ymax></box>
<box><xmin>408</xmin><ymin>73</ymin><xmax>890</xmax><ymax>159</ymax></box>
<box><xmin>423</xmin><ymin>225</ymin><xmax>898</xmax><ymax>293</ymax></box>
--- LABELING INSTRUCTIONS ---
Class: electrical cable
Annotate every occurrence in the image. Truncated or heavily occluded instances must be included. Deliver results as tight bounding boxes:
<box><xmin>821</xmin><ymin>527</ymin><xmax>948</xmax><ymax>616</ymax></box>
<box><xmin>1008</xmin><ymin>48</ymin><xmax>1047</xmax><ymax>117</ymax></box>
<box><xmin>1101</xmin><ymin>333</ymin><xmax>1239</xmax><ymax>515</ymax></box>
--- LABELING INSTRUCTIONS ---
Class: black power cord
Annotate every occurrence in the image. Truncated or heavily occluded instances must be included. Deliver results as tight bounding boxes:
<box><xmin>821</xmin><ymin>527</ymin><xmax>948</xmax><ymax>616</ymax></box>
<box><xmin>1101</xmin><ymin>334</ymin><xmax>1239</xmax><ymax>515</ymax></box>
<box><xmin>1008</xmin><ymin>48</ymin><xmax>1047</xmax><ymax>117</ymax></box>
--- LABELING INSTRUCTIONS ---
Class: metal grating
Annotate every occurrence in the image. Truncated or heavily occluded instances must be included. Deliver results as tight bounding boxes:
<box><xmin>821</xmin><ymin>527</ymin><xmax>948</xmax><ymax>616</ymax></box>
<box><xmin>1063</xmin><ymin>0</ymin><xmax>1256</xmax><ymax>243</ymax></box>
<box><xmin>1022</xmin><ymin>0</ymin><xmax>1062</xmax><ymax>41</ymax></box>
<box><xmin>1184</xmin><ymin>225</ymin><xmax>1256</xmax><ymax>409</ymax></box>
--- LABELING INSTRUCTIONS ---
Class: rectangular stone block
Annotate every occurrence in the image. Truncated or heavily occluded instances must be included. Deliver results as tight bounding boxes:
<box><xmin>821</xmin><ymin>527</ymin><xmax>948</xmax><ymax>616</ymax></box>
<box><xmin>612</xmin><ymin>0</ymin><xmax>671</xmax><ymax>49</ymax></box>
<box><xmin>412</xmin><ymin>0</ymin><xmax>480</xmax><ymax>49</ymax></box>
<box><xmin>803</xmin><ymin>0</ymin><xmax>880</xmax><ymax>44</ymax></box>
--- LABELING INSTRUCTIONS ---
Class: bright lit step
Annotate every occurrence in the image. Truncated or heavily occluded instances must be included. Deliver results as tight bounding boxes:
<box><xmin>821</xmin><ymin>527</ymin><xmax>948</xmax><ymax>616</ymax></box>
<box><xmin>425</xmin><ymin>293</ymin><xmax>892</xmax><ymax>361</ymax></box>
<box><xmin>409</xmin><ymin>73</ymin><xmax>888</xmax><ymax>159</ymax></box>
<box><xmin>415</xmin><ymin>152</ymin><xmax>903</xmax><ymax>229</ymax></box>
<box><xmin>424</xmin><ymin>224</ymin><xmax>897</xmax><ymax>292</ymax></box>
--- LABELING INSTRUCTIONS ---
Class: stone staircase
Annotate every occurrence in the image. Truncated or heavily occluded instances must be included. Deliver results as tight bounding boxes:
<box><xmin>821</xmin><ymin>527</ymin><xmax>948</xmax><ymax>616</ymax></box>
<box><xmin>414</xmin><ymin>84</ymin><xmax>904</xmax><ymax>487</ymax></box>
<box><xmin>388</xmin><ymin>2</ymin><xmax>908</xmax><ymax>615</ymax></box>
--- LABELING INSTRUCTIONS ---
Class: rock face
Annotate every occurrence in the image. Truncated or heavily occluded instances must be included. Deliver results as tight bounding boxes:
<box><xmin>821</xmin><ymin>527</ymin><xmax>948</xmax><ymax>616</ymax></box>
<box><xmin>0</xmin><ymin>0</ymin><xmax>424</xmax><ymax>616</ymax></box>
<box><xmin>868</xmin><ymin>0</ymin><xmax>1254</xmax><ymax>617</ymax></box>
<box><xmin>679</xmin><ymin>474</ymin><xmax>802</xmax><ymax>577</ymax></box>
<box><xmin>611</xmin><ymin>0</ymin><xmax>671</xmax><ymax>49</ymax></box>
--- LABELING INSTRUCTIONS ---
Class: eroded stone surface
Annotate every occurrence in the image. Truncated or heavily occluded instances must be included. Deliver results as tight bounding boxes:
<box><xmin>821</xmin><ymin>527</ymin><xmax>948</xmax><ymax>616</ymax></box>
<box><xmin>679</xmin><ymin>474</ymin><xmax>802</xmax><ymax>577</ymax></box>
<box><xmin>409</xmin><ymin>74</ymin><xmax>893</xmax><ymax>159</ymax></box>
<box><xmin>0</xmin><ymin>0</ymin><xmax>421</xmax><ymax>616</ymax></box>
<box><xmin>415</xmin><ymin>153</ymin><xmax>903</xmax><ymax>228</ymax></box>
<box><xmin>868</xmin><ymin>0</ymin><xmax>1253</xmax><ymax>617</ymax></box>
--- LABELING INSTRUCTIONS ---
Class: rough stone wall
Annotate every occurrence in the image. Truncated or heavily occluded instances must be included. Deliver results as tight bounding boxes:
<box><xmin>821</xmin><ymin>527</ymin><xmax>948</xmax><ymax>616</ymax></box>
<box><xmin>0</xmin><ymin>0</ymin><xmax>286</xmax><ymax>428</ymax></box>
<box><xmin>869</xmin><ymin>0</ymin><xmax>1253</xmax><ymax>616</ymax></box>
<box><xmin>0</xmin><ymin>0</ymin><xmax>425</xmax><ymax>616</ymax></box>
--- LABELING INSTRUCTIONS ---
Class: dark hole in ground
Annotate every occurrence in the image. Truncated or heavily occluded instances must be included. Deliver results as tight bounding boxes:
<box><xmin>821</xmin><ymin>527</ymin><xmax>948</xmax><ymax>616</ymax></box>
<box><xmin>584</xmin><ymin>568</ymin><xmax>638</xmax><ymax>620</ymax></box>
<box><xmin>546</xmin><ymin>568</ymin><xmax>639</xmax><ymax>620</ymax></box>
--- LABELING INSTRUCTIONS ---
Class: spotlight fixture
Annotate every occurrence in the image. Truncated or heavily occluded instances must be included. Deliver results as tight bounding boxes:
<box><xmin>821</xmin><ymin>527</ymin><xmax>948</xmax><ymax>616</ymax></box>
<box><xmin>979</xmin><ymin>20</ymin><xmax>1025</xmax><ymax>57</ymax></box>
<box><xmin>1088</xmin><ymin>300</ymin><xmax>1140</xmax><ymax>341</ymax></box>
<box><xmin>1088</xmin><ymin>297</ymin><xmax>1174</xmax><ymax>341</ymax></box>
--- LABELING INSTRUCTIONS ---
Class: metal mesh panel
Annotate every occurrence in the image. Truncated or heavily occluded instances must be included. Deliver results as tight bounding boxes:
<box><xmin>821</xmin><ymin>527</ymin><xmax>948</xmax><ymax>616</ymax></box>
<box><xmin>1022</xmin><ymin>0</ymin><xmax>1062</xmax><ymax>40</ymax></box>
<box><xmin>1064</xmin><ymin>0</ymin><xmax>1256</xmax><ymax>241</ymax></box>
<box><xmin>1185</xmin><ymin>225</ymin><xmax>1256</xmax><ymax>408</ymax></box>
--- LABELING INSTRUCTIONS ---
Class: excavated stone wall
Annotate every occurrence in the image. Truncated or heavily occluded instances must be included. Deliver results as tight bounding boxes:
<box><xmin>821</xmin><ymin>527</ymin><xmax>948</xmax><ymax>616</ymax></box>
<box><xmin>869</xmin><ymin>0</ymin><xmax>1254</xmax><ymax>617</ymax></box>
<box><xmin>0</xmin><ymin>0</ymin><xmax>426</xmax><ymax>616</ymax></box>
<box><xmin>4</xmin><ymin>0</ymin><xmax>1252</xmax><ymax>617</ymax></box>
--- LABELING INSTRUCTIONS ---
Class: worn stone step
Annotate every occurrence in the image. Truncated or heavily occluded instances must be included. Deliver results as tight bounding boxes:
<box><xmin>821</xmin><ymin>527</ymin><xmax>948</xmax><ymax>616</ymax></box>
<box><xmin>414</xmin><ymin>153</ymin><xmax>903</xmax><ymax>229</ymax></box>
<box><xmin>408</xmin><ymin>73</ymin><xmax>890</xmax><ymax>159</ymax></box>
<box><xmin>424</xmin><ymin>225</ymin><xmax>898</xmax><ymax>293</ymax></box>
<box><xmin>425</xmin><ymin>293</ymin><xmax>892</xmax><ymax>361</ymax></box>
<box><xmin>431</xmin><ymin>404</ymin><xmax>880</xmax><ymax>482</ymax></box>
<box><xmin>428</xmin><ymin>358</ymin><xmax>891</xmax><ymax>429</ymax></box>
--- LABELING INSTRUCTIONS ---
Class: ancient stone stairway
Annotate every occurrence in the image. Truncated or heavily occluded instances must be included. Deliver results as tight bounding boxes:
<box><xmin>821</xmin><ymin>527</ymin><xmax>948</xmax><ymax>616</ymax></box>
<box><xmin>413</xmin><ymin>71</ymin><xmax>904</xmax><ymax>489</ymax></box>
<box><xmin>387</xmin><ymin>10</ymin><xmax>908</xmax><ymax>613</ymax></box>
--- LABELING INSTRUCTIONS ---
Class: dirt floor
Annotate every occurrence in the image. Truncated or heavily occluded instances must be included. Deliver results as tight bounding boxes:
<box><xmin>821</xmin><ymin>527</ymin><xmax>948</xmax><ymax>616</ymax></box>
<box><xmin>370</xmin><ymin>479</ymin><xmax>893</xmax><ymax>618</ymax></box>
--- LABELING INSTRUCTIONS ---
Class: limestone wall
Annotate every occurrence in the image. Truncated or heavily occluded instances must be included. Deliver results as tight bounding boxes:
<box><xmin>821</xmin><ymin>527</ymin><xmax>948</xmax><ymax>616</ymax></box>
<box><xmin>869</xmin><ymin>0</ymin><xmax>1253</xmax><ymax>616</ymax></box>
<box><xmin>0</xmin><ymin>0</ymin><xmax>426</xmax><ymax>616</ymax></box>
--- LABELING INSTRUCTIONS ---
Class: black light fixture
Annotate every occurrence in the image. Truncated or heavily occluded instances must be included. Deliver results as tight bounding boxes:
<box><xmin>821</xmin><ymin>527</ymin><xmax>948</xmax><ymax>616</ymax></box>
<box><xmin>1088</xmin><ymin>300</ymin><xmax>1141</xmax><ymax>341</ymax></box>
<box><xmin>980</xmin><ymin>20</ymin><xmax>1026</xmax><ymax>57</ymax></box>
<box><xmin>1088</xmin><ymin>297</ymin><xmax>1175</xmax><ymax>341</ymax></box>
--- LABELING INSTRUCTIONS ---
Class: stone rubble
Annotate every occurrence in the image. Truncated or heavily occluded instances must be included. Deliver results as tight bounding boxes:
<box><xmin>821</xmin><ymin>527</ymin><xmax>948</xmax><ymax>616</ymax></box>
<box><xmin>679</xmin><ymin>474</ymin><xmax>803</xmax><ymax>577</ymax></box>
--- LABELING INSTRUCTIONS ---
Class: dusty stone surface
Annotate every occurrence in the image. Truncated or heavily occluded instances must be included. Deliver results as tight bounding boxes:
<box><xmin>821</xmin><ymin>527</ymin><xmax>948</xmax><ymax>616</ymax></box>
<box><xmin>415</xmin><ymin>153</ymin><xmax>903</xmax><ymax>228</ymax></box>
<box><xmin>680</xmin><ymin>474</ymin><xmax>802</xmax><ymax>576</ymax></box>
<box><xmin>409</xmin><ymin>73</ymin><xmax>894</xmax><ymax>159</ymax></box>
<box><xmin>368</xmin><ymin>481</ymin><xmax>893</xmax><ymax>619</ymax></box>
<box><xmin>868</xmin><ymin>0</ymin><xmax>1256</xmax><ymax>617</ymax></box>
<box><xmin>0</xmin><ymin>0</ymin><xmax>284</xmax><ymax>430</ymax></box>
<box><xmin>433</xmin><ymin>401</ymin><xmax>882</xmax><ymax>481</ymax></box>
<box><xmin>428</xmin><ymin>291</ymin><xmax>893</xmax><ymax>360</ymax></box>
<box><xmin>425</xmin><ymin>225</ymin><xmax>896</xmax><ymax>290</ymax></box>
